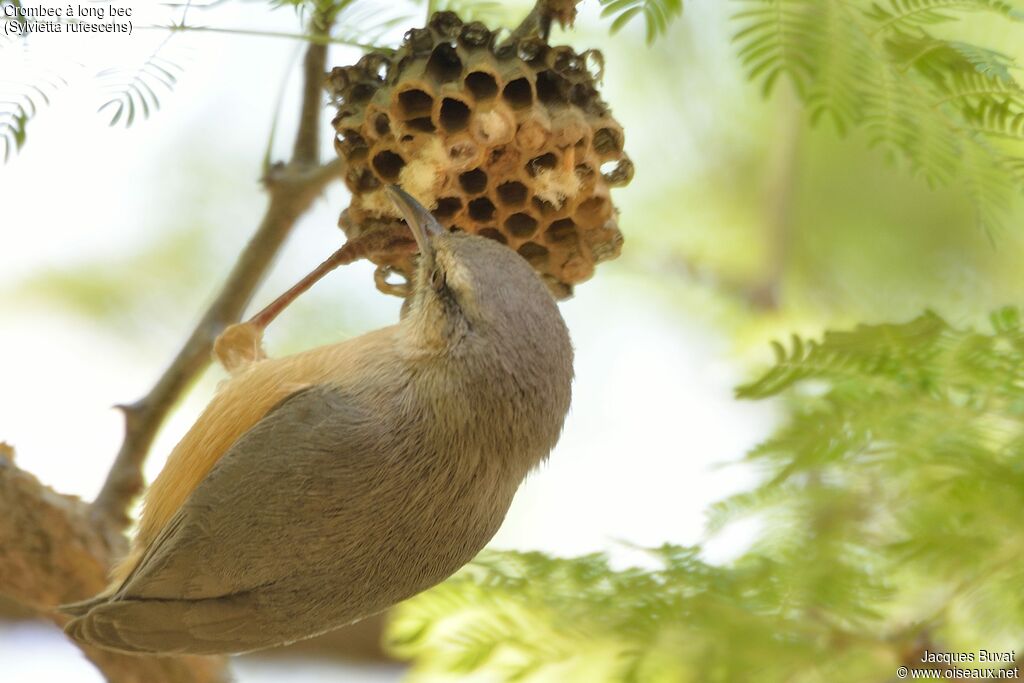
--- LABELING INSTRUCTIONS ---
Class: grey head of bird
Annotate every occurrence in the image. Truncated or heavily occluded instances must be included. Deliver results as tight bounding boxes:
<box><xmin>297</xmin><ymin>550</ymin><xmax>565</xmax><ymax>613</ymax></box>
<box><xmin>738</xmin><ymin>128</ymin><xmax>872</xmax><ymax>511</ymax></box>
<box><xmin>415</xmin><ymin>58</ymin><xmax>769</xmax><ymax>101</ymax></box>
<box><xmin>388</xmin><ymin>185</ymin><xmax>572</xmax><ymax>361</ymax></box>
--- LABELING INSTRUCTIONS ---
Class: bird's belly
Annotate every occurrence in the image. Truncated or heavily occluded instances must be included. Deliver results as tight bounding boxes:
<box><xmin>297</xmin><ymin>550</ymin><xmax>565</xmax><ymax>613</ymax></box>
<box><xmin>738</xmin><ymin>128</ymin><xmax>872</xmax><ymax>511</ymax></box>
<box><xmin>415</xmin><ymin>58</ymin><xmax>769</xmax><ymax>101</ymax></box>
<box><xmin>246</xmin><ymin>460</ymin><xmax>518</xmax><ymax>646</ymax></box>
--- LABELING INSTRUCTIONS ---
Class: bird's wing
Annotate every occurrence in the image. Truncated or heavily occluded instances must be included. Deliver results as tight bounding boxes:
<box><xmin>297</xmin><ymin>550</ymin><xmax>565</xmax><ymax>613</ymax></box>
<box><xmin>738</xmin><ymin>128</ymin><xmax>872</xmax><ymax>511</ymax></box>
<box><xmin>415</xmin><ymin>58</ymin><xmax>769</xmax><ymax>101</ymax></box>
<box><xmin>115</xmin><ymin>382</ymin><xmax>386</xmax><ymax>602</ymax></box>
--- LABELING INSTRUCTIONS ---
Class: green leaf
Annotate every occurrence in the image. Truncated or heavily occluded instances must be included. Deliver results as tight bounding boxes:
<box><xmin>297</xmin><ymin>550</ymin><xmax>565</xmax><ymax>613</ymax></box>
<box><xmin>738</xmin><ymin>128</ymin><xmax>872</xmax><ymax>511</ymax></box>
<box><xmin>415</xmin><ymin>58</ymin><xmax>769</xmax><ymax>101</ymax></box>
<box><xmin>733</xmin><ymin>0</ymin><xmax>1024</xmax><ymax>232</ymax></box>
<box><xmin>97</xmin><ymin>48</ymin><xmax>184</xmax><ymax>128</ymax></box>
<box><xmin>609</xmin><ymin>6</ymin><xmax>642</xmax><ymax>34</ymax></box>
<box><xmin>0</xmin><ymin>49</ymin><xmax>67</xmax><ymax>163</ymax></box>
<box><xmin>599</xmin><ymin>0</ymin><xmax>684</xmax><ymax>43</ymax></box>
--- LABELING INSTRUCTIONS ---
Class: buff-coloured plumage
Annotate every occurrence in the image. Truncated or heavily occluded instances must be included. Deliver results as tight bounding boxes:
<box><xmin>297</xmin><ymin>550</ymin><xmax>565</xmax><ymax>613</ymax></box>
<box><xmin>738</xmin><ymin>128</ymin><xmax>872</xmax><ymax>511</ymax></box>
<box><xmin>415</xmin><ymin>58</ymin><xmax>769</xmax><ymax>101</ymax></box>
<box><xmin>62</xmin><ymin>188</ymin><xmax>573</xmax><ymax>654</ymax></box>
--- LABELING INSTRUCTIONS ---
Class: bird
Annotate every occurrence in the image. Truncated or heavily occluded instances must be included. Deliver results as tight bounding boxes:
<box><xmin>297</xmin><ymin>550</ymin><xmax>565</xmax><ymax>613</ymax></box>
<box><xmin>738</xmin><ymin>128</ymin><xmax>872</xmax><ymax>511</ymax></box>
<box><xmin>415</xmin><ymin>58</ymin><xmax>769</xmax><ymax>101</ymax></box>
<box><xmin>61</xmin><ymin>185</ymin><xmax>574</xmax><ymax>655</ymax></box>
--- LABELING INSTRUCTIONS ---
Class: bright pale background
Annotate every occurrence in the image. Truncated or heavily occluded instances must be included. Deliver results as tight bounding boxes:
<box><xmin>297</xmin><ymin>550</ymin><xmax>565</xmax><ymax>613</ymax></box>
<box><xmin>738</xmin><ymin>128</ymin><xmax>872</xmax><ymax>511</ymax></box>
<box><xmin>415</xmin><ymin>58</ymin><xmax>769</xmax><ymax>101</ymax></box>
<box><xmin>0</xmin><ymin>1</ymin><xmax>774</xmax><ymax>680</ymax></box>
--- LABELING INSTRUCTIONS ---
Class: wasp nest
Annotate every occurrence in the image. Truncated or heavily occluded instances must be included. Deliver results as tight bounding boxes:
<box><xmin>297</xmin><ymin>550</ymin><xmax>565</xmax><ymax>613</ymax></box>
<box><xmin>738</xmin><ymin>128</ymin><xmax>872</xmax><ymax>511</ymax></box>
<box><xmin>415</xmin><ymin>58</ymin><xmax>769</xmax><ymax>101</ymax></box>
<box><xmin>328</xmin><ymin>11</ymin><xmax>632</xmax><ymax>299</ymax></box>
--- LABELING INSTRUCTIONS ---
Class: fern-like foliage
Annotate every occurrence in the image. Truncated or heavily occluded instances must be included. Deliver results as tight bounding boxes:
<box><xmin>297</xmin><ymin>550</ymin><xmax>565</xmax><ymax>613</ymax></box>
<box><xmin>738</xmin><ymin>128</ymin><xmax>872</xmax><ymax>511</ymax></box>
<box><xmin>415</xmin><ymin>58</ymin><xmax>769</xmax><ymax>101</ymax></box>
<box><xmin>734</xmin><ymin>0</ymin><xmax>1024</xmax><ymax>231</ymax></box>
<box><xmin>0</xmin><ymin>47</ymin><xmax>66</xmax><ymax>162</ymax></box>
<box><xmin>97</xmin><ymin>43</ymin><xmax>184</xmax><ymax>128</ymax></box>
<box><xmin>599</xmin><ymin>0</ymin><xmax>684</xmax><ymax>43</ymax></box>
<box><xmin>2</xmin><ymin>3</ymin><xmax>54</xmax><ymax>159</ymax></box>
<box><xmin>717</xmin><ymin>308</ymin><xmax>1024</xmax><ymax>645</ymax></box>
<box><xmin>390</xmin><ymin>308</ymin><xmax>1024</xmax><ymax>682</ymax></box>
<box><xmin>1</xmin><ymin>87</ymin><xmax>36</xmax><ymax>162</ymax></box>
<box><xmin>390</xmin><ymin>546</ymin><xmax>857</xmax><ymax>682</ymax></box>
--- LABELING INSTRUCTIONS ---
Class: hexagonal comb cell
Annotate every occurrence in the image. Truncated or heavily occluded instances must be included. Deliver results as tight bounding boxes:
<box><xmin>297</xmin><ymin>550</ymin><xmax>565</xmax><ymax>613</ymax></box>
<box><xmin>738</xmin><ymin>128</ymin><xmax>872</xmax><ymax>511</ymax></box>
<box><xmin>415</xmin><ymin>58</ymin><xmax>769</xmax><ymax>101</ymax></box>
<box><xmin>505</xmin><ymin>212</ymin><xmax>538</xmax><ymax>239</ymax></box>
<box><xmin>465</xmin><ymin>71</ymin><xmax>498</xmax><ymax>100</ymax></box>
<box><xmin>328</xmin><ymin>10</ymin><xmax>632</xmax><ymax>299</ymax></box>
<box><xmin>496</xmin><ymin>180</ymin><xmax>528</xmax><ymax>206</ymax></box>
<box><xmin>502</xmin><ymin>78</ymin><xmax>534</xmax><ymax>110</ymax></box>
<box><xmin>440</xmin><ymin>98</ymin><xmax>471</xmax><ymax>132</ymax></box>
<box><xmin>372</xmin><ymin>150</ymin><xmax>405</xmax><ymax>181</ymax></box>
<box><xmin>468</xmin><ymin>197</ymin><xmax>497</xmax><ymax>222</ymax></box>
<box><xmin>458</xmin><ymin>168</ymin><xmax>488</xmax><ymax>194</ymax></box>
<box><xmin>425</xmin><ymin>43</ymin><xmax>463</xmax><ymax>84</ymax></box>
<box><xmin>397</xmin><ymin>89</ymin><xmax>434</xmax><ymax>119</ymax></box>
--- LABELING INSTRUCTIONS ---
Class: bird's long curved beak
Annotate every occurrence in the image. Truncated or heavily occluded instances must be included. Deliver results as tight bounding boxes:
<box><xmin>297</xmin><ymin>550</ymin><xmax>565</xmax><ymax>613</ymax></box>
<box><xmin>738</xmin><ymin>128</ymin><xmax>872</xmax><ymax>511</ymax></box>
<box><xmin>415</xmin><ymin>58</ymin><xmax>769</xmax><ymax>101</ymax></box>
<box><xmin>385</xmin><ymin>185</ymin><xmax>443</xmax><ymax>259</ymax></box>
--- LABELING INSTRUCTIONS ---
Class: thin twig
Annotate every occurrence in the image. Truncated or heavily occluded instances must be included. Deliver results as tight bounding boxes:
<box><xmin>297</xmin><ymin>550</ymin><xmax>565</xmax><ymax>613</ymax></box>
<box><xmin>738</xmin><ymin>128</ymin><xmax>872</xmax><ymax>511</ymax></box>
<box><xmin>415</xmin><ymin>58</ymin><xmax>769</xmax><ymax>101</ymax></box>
<box><xmin>292</xmin><ymin>20</ymin><xmax>328</xmax><ymax>165</ymax></box>
<box><xmin>91</xmin><ymin>11</ymin><xmax>344</xmax><ymax>530</ymax></box>
<box><xmin>147</xmin><ymin>23</ymin><xmax>393</xmax><ymax>53</ymax></box>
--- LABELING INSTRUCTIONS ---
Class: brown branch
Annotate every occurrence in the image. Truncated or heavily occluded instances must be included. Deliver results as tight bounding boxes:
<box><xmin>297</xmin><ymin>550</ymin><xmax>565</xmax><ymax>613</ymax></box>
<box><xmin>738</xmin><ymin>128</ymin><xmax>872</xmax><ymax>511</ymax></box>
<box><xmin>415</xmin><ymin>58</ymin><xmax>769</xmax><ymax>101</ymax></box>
<box><xmin>0</xmin><ymin>445</ymin><xmax>227</xmax><ymax>683</ymax></box>
<box><xmin>292</xmin><ymin>18</ymin><xmax>329</xmax><ymax>165</ymax></box>
<box><xmin>92</xmin><ymin>24</ymin><xmax>343</xmax><ymax>530</ymax></box>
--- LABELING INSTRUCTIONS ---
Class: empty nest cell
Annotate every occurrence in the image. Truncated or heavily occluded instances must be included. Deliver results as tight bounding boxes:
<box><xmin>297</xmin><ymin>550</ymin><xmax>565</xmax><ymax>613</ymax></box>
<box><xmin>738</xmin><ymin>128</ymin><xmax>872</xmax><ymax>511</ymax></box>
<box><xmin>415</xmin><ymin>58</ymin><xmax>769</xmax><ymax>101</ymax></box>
<box><xmin>425</xmin><ymin>42</ymin><xmax>464</xmax><ymax>84</ymax></box>
<box><xmin>433</xmin><ymin>197</ymin><xmax>463</xmax><ymax>221</ymax></box>
<box><xmin>502</xmin><ymin>78</ymin><xmax>534</xmax><ymax>109</ymax></box>
<box><xmin>464</xmin><ymin>71</ymin><xmax>498</xmax><ymax>100</ymax></box>
<box><xmin>535</xmin><ymin>71</ymin><xmax>567</xmax><ymax>105</ymax></box>
<box><xmin>527</xmin><ymin>152</ymin><xmax>558</xmax><ymax>176</ymax></box>
<box><xmin>458</xmin><ymin>168</ymin><xmax>488</xmax><ymax>194</ymax></box>
<box><xmin>397</xmin><ymin>89</ymin><xmax>434</xmax><ymax>119</ymax></box>
<box><xmin>478</xmin><ymin>227</ymin><xmax>507</xmax><ymax>244</ymax></box>
<box><xmin>532</xmin><ymin>197</ymin><xmax>559</xmax><ymax>215</ymax></box>
<box><xmin>468</xmin><ymin>197</ymin><xmax>496</xmax><ymax>222</ymax></box>
<box><xmin>372</xmin><ymin>150</ymin><xmax>405</xmax><ymax>181</ymax></box>
<box><xmin>505</xmin><ymin>212</ymin><xmax>539</xmax><ymax>238</ymax></box>
<box><xmin>592</xmin><ymin>126</ymin><xmax>624</xmax><ymax>157</ymax></box>
<box><xmin>407</xmin><ymin>117</ymin><xmax>436</xmax><ymax>133</ymax></box>
<box><xmin>496</xmin><ymin>181</ymin><xmax>528</xmax><ymax>206</ymax></box>
<box><xmin>440</xmin><ymin>98</ymin><xmax>471</xmax><ymax>132</ymax></box>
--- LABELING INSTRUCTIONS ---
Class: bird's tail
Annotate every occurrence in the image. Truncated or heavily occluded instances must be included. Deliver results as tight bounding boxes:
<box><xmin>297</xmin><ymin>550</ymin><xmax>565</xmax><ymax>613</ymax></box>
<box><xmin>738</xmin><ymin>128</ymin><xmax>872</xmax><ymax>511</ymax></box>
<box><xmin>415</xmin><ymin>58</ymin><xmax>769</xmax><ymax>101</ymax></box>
<box><xmin>64</xmin><ymin>605</ymin><xmax>154</xmax><ymax>654</ymax></box>
<box><xmin>58</xmin><ymin>594</ymin><xmax>111</xmax><ymax>618</ymax></box>
<box><xmin>62</xmin><ymin>593</ymin><xmax>287</xmax><ymax>655</ymax></box>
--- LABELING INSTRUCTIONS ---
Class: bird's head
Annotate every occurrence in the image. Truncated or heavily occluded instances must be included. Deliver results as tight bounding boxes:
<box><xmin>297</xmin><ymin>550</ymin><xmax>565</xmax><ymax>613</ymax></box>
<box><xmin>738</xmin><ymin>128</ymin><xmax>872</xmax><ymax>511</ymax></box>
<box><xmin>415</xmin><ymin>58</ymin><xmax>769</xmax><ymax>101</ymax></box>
<box><xmin>385</xmin><ymin>185</ymin><xmax>567</xmax><ymax>356</ymax></box>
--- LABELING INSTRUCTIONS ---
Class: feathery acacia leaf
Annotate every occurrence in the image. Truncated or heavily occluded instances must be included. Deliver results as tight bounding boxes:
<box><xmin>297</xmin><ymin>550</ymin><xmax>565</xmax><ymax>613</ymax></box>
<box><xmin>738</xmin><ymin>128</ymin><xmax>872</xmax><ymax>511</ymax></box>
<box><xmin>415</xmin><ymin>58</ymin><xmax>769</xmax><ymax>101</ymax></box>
<box><xmin>864</xmin><ymin>0</ymin><xmax>1024</xmax><ymax>30</ymax></box>
<box><xmin>733</xmin><ymin>0</ymin><xmax>1024</xmax><ymax>231</ymax></box>
<box><xmin>97</xmin><ymin>49</ymin><xmax>184</xmax><ymax>128</ymax></box>
<box><xmin>599</xmin><ymin>0</ymin><xmax>684</xmax><ymax>44</ymax></box>
<box><xmin>0</xmin><ymin>55</ymin><xmax>66</xmax><ymax>162</ymax></box>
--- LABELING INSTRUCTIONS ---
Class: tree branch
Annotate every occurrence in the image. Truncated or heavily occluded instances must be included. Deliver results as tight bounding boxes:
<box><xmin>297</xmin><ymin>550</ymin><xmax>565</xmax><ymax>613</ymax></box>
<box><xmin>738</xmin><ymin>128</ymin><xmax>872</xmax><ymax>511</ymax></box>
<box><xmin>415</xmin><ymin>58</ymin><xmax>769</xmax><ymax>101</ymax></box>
<box><xmin>292</xmin><ymin>15</ymin><xmax>330</xmax><ymax>166</ymax></box>
<box><xmin>0</xmin><ymin>445</ymin><xmax>227</xmax><ymax>683</ymax></box>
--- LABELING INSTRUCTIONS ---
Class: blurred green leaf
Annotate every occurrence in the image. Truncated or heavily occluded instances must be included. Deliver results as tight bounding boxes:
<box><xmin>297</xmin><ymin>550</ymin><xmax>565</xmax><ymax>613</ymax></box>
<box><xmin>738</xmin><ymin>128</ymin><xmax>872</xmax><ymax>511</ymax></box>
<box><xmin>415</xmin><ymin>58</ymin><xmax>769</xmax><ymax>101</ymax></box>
<box><xmin>599</xmin><ymin>0</ymin><xmax>684</xmax><ymax>44</ymax></box>
<box><xmin>9</xmin><ymin>227</ymin><xmax>217</xmax><ymax>335</ymax></box>
<box><xmin>733</xmin><ymin>0</ymin><xmax>1024</xmax><ymax>232</ymax></box>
